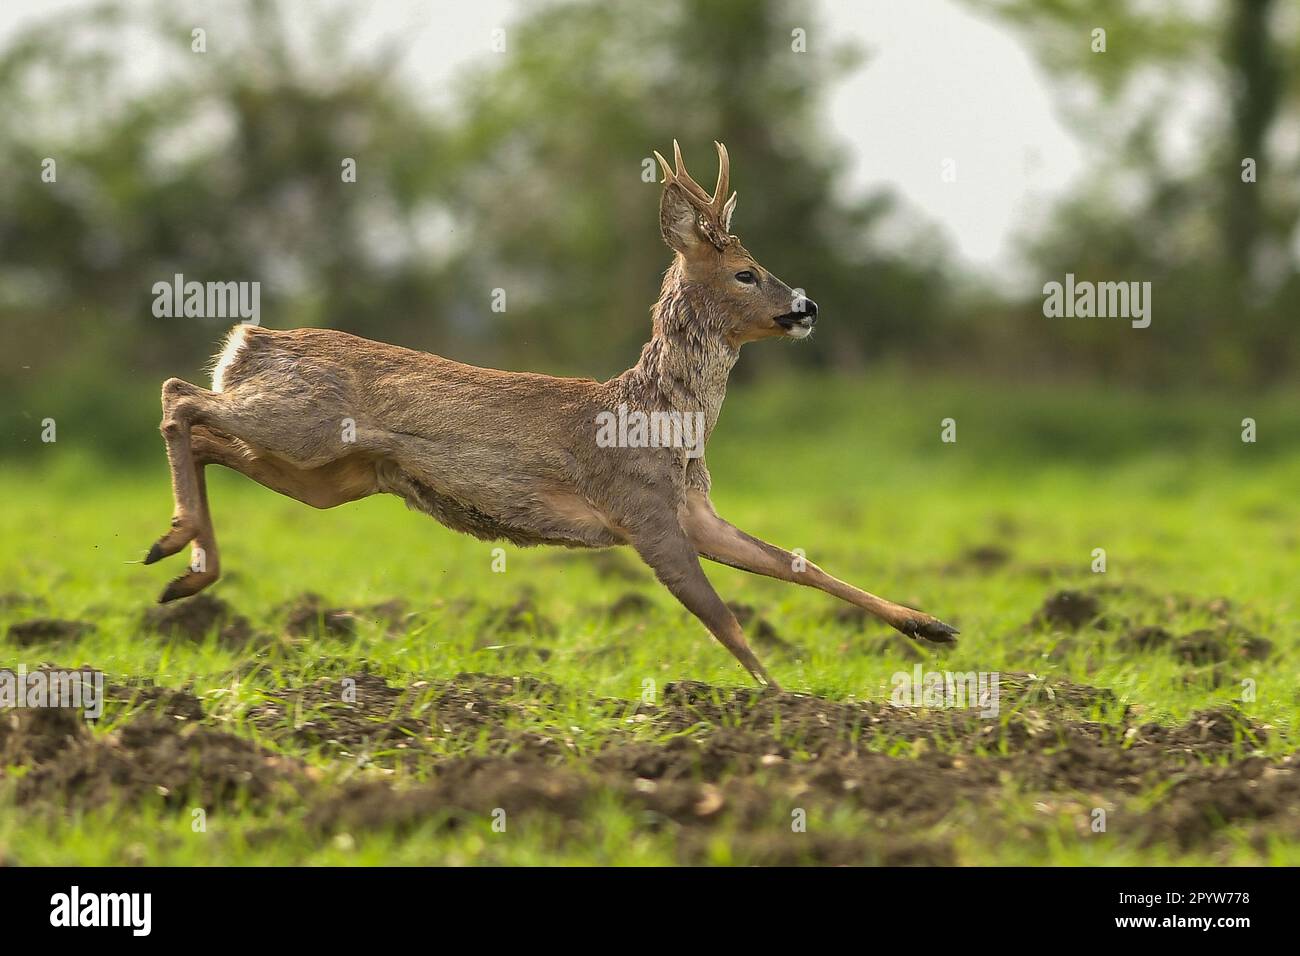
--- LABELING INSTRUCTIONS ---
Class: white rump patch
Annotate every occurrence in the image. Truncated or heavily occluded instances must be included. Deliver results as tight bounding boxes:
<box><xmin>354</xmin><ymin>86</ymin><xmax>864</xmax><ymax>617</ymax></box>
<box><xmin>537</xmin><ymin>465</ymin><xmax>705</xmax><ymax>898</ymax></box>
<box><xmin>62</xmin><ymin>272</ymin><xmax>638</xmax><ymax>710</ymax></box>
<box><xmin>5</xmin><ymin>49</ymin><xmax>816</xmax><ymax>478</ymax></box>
<box><xmin>210</xmin><ymin>325</ymin><xmax>250</xmax><ymax>392</ymax></box>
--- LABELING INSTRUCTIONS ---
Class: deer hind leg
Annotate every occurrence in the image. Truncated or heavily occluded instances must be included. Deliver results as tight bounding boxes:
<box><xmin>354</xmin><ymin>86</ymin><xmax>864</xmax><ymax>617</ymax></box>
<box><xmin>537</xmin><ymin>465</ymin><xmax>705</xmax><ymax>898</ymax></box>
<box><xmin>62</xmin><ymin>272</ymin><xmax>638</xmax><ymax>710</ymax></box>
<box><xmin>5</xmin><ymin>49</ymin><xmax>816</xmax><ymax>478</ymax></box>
<box><xmin>145</xmin><ymin>379</ymin><xmax>375</xmax><ymax>603</ymax></box>
<box><xmin>145</xmin><ymin>379</ymin><xmax>227</xmax><ymax>602</ymax></box>
<box><xmin>680</xmin><ymin>492</ymin><xmax>958</xmax><ymax>644</ymax></box>
<box><xmin>190</xmin><ymin>426</ymin><xmax>376</xmax><ymax>510</ymax></box>
<box><xmin>630</xmin><ymin>523</ymin><xmax>780</xmax><ymax>690</ymax></box>
<box><xmin>145</xmin><ymin>378</ymin><xmax>209</xmax><ymax>566</ymax></box>
<box><xmin>152</xmin><ymin>462</ymin><xmax>222</xmax><ymax>603</ymax></box>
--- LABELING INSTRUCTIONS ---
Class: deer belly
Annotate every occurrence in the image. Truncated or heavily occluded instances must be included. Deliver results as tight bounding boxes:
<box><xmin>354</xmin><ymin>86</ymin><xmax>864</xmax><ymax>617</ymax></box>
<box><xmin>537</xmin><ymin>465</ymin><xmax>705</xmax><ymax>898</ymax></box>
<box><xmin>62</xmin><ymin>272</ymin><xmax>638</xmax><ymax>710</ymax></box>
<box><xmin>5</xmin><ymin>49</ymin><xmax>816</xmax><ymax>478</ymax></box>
<box><xmin>377</xmin><ymin>465</ymin><xmax>621</xmax><ymax>548</ymax></box>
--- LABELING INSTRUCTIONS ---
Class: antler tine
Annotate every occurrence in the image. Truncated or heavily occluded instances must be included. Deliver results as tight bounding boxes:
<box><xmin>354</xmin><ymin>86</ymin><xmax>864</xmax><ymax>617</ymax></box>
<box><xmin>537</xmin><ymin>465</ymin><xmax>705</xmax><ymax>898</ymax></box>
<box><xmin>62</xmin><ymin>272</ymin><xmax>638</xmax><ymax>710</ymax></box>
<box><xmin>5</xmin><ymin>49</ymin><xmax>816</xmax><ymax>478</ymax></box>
<box><xmin>670</xmin><ymin>139</ymin><xmax>713</xmax><ymax>206</ymax></box>
<box><xmin>652</xmin><ymin>150</ymin><xmax>675</xmax><ymax>185</ymax></box>
<box><xmin>721</xmin><ymin>191</ymin><xmax>737</xmax><ymax>230</ymax></box>
<box><xmin>711</xmin><ymin>141</ymin><xmax>730</xmax><ymax>216</ymax></box>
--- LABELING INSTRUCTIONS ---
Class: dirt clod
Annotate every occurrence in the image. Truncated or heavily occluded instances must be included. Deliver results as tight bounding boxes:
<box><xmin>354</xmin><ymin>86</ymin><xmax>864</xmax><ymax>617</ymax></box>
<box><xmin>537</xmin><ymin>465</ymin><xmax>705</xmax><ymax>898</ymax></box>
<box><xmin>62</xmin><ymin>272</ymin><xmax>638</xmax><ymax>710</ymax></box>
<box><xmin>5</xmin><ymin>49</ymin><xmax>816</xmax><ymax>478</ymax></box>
<box><xmin>105</xmin><ymin>681</ymin><xmax>206</xmax><ymax>722</ymax></box>
<box><xmin>6</xmin><ymin>618</ymin><xmax>94</xmax><ymax>646</ymax></box>
<box><xmin>5</xmin><ymin>707</ymin><xmax>307</xmax><ymax>810</ymax></box>
<box><xmin>0</xmin><ymin>592</ymin><xmax>46</xmax><ymax>611</ymax></box>
<box><xmin>584</xmin><ymin>549</ymin><xmax>648</xmax><ymax>582</ymax></box>
<box><xmin>484</xmin><ymin>594</ymin><xmax>555</xmax><ymax>638</ymax></box>
<box><xmin>606</xmin><ymin>593</ymin><xmax>654</xmax><ymax>621</ymax></box>
<box><xmin>143</xmin><ymin>593</ymin><xmax>256</xmax><ymax>647</ymax></box>
<box><xmin>1118</xmin><ymin>625</ymin><xmax>1174</xmax><ymax>652</ymax></box>
<box><xmin>724</xmin><ymin>603</ymin><xmax>802</xmax><ymax>656</ymax></box>
<box><xmin>959</xmin><ymin>544</ymin><xmax>1012</xmax><ymax>572</ymax></box>
<box><xmin>1174</xmin><ymin>626</ymin><xmax>1273</xmax><ymax>665</ymax></box>
<box><xmin>1033</xmin><ymin>590</ymin><xmax>1101</xmax><ymax>630</ymax></box>
<box><xmin>281</xmin><ymin>593</ymin><xmax>358</xmax><ymax>640</ymax></box>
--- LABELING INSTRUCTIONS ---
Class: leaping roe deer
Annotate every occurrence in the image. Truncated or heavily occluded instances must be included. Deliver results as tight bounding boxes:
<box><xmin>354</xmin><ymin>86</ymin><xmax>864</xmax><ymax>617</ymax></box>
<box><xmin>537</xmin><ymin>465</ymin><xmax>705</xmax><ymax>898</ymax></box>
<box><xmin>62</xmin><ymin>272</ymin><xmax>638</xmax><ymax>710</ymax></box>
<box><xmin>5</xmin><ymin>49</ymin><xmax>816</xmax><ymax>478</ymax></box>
<box><xmin>145</xmin><ymin>140</ymin><xmax>957</xmax><ymax>690</ymax></box>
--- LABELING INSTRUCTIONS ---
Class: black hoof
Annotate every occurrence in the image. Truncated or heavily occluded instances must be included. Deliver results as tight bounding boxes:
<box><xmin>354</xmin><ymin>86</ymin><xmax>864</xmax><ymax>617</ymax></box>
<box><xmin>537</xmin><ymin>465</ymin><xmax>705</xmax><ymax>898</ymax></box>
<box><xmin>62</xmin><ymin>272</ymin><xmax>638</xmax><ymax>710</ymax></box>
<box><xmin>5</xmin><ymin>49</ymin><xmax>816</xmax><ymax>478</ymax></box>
<box><xmin>158</xmin><ymin>580</ymin><xmax>188</xmax><ymax>604</ymax></box>
<box><xmin>143</xmin><ymin>543</ymin><xmax>165</xmax><ymax>565</ymax></box>
<box><xmin>904</xmin><ymin>618</ymin><xmax>960</xmax><ymax>644</ymax></box>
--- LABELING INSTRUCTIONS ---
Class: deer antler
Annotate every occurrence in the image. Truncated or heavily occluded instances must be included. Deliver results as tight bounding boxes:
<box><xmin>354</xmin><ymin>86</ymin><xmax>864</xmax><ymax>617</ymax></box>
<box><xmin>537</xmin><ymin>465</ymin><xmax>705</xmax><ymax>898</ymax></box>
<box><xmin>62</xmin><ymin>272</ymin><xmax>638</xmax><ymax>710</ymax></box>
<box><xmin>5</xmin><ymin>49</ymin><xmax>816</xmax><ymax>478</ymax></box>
<box><xmin>653</xmin><ymin>139</ymin><xmax>738</xmax><ymax>246</ymax></box>
<box><xmin>712</xmin><ymin>141</ymin><xmax>731</xmax><ymax>218</ymax></box>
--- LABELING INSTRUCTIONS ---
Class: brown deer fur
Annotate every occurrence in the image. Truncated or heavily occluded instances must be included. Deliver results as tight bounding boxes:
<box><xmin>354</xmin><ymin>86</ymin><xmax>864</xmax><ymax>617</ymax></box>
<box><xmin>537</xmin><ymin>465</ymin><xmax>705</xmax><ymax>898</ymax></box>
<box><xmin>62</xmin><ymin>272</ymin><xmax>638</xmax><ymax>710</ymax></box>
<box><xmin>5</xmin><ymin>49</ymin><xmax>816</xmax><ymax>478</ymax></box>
<box><xmin>146</xmin><ymin>141</ymin><xmax>957</xmax><ymax>689</ymax></box>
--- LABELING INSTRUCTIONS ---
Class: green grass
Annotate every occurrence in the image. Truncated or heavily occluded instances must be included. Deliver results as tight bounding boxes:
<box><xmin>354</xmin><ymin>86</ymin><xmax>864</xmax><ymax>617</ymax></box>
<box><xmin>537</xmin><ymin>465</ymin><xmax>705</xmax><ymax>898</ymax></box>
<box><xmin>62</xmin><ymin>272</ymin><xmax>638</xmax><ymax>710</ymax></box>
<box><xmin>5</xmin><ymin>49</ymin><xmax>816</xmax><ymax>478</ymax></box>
<box><xmin>2</xmin><ymin>372</ymin><xmax>1298</xmax><ymax>864</ymax></box>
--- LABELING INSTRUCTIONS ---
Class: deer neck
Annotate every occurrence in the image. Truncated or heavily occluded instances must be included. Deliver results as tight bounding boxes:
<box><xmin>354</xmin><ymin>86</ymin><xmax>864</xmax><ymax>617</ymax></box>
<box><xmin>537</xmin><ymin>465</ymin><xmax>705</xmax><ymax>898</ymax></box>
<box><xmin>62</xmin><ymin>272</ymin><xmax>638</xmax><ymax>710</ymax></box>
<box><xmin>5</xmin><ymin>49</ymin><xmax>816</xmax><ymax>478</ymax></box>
<box><xmin>623</xmin><ymin>275</ymin><xmax>738</xmax><ymax>440</ymax></box>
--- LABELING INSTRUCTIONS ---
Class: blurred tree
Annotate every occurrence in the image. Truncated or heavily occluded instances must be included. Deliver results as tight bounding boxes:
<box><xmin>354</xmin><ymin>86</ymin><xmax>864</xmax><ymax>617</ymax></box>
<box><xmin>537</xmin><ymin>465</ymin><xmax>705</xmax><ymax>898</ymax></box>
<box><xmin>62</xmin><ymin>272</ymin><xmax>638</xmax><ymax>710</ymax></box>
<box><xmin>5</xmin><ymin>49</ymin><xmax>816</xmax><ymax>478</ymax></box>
<box><xmin>972</xmin><ymin>0</ymin><xmax>1299</xmax><ymax>385</ymax></box>
<box><xmin>0</xmin><ymin>0</ymin><xmax>451</xmax><ymax>369</ymax></box>
<box><xmin>11</xmin><ymin>0</ymin><xmax>1287</xmax><ymax>460</ymax></box>
<box><xmin>439</xmin><ymin>0</ymin><xmax>956</xmax><ymax>378</ymax></box>
<box><xmin>0</xmin><ymin>0</ymin><xmax>958</xmax><ymax>466</ymax></box>
<box><xmin>0</xmin><ymin>0</ymin><xmax>455</xmax><ymax>455</ymax></box>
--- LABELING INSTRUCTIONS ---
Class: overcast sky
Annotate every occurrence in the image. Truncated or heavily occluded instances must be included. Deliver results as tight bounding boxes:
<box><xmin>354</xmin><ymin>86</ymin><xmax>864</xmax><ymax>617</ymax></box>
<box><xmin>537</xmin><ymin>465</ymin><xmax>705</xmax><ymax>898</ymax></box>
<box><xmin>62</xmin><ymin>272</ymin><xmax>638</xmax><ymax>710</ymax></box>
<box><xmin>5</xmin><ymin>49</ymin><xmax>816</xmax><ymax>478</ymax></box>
<box><xmin>1</xmin><ymin>0</ymin><xmax>1086</xmax><ymax>277</ymax></box>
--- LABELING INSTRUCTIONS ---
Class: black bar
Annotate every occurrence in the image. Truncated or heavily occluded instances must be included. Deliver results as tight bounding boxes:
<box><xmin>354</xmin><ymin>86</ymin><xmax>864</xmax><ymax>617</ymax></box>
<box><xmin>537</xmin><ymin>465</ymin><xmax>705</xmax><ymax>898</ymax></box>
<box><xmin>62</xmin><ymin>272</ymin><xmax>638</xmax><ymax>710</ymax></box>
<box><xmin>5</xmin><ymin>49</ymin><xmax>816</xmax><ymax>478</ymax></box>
<box><xmin>0</xmin><ymin>866</ymin><xmax>1279</xmax><ymax>941</ymax></box>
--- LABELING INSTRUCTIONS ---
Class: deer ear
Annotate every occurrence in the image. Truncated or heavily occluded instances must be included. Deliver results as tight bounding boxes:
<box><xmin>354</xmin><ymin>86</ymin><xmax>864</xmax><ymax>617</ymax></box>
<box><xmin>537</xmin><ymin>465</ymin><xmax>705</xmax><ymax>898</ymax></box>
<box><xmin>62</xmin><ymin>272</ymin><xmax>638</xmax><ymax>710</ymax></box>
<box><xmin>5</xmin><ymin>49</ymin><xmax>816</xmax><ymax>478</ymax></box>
<box><xmin>660</xmin><ymin>182</ymin><xmax>704</xmax><ymax>254</ymax></box>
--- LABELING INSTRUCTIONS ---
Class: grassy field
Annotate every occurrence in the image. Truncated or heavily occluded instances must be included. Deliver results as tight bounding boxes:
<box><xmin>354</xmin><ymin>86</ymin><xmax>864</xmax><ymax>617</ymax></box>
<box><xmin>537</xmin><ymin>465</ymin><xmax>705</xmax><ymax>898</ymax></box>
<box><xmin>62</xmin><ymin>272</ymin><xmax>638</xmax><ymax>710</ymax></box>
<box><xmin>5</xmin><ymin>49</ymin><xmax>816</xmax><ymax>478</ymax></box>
<box><xmin>2</xmin><ymin>373</ymin><xmax>1298</xmax><ymax>865</ymax></box>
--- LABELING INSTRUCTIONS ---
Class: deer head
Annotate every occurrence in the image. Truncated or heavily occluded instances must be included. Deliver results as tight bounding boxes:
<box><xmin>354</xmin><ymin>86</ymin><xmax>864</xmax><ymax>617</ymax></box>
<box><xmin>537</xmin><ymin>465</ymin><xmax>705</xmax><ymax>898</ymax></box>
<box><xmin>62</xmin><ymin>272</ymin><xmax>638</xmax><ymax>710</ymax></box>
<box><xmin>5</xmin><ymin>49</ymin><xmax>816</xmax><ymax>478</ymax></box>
<box><xmin>654</xmin><ymin>140</ymin><xmax>817</xmax><ymax>345</ymax></box>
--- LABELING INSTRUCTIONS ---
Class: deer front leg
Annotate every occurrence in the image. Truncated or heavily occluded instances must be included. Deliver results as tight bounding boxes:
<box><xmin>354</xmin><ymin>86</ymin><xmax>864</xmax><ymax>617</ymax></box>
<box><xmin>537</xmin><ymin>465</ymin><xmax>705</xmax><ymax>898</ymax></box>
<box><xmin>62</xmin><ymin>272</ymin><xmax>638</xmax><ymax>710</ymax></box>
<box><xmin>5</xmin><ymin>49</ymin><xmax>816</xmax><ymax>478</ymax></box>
<box><xmin>630</xmin><ymin>523</ymin><xmax>780</xmax><ymax>691</ymax></box>
<box><xmin>680</xmin><ymin>492</ymin><xmax>958</xmax><ymax>644</ymax></box>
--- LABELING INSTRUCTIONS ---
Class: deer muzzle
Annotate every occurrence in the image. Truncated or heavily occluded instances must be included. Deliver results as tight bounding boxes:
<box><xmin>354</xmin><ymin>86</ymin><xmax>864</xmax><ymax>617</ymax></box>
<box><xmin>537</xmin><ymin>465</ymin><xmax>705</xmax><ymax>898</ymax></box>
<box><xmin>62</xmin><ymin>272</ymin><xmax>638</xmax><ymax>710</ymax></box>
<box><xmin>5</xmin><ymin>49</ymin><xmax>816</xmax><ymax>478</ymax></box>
<box><xmin>775</xmin><ymin>296</ymin><xmax>818</xmax><ymax>338</ymax></box>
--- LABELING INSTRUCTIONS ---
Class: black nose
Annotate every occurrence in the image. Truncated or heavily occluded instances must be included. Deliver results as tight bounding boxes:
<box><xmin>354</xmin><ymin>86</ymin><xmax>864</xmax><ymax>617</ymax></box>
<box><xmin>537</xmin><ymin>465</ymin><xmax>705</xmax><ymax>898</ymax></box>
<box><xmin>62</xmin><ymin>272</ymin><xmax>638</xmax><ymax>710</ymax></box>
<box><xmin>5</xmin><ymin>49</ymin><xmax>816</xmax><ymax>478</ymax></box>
<box><xmin>797</xmin><ymin>296</ymin><xmax>818</xmax><ymax>323</ymax></box>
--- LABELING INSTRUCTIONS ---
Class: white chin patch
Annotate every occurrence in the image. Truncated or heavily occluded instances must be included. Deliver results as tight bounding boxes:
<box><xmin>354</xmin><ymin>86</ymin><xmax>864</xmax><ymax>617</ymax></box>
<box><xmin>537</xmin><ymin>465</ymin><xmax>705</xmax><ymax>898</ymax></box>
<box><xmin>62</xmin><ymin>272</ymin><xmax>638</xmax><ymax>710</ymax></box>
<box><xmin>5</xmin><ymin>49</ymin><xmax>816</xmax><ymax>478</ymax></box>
<box><xmin>784</xmin><ymin>323</ymin><xmax>813</xmax><ymax>340</ymax></box>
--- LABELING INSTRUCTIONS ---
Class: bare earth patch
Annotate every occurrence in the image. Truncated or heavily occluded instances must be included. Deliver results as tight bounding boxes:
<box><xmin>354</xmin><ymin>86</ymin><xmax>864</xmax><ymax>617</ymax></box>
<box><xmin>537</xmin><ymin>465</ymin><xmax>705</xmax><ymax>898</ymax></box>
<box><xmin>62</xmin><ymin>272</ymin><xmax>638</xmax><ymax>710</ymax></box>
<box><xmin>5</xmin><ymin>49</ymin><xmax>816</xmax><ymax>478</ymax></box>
<box><xmin>3</xmin><ymin>585</ymin><xmax>1294</xmax><ymax>864</ymax></box>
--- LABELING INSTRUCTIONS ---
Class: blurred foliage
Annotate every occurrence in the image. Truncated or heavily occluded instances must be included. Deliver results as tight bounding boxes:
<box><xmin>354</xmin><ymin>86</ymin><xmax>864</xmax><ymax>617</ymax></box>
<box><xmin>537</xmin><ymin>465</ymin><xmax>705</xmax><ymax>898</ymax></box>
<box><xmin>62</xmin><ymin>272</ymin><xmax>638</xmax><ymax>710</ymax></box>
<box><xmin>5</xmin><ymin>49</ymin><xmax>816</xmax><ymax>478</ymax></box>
<box><xmin>0</xmin><ymin>0</ymin><xmax>1296</xmax><ymax>462</ymax></box>
<box><xmin>438</xmin><ymin>0</ymin><xmax>955</xmax><ymax>378</ymax></box>
<box><xmin>970</xmin><ymin>0</ymin><xmax>1300</xmax><ymax>384</ymax></box>
<box><xmin>0</xmin><ymin>1</ymin><xmax>450</xmax><ymax>375</ymax></box>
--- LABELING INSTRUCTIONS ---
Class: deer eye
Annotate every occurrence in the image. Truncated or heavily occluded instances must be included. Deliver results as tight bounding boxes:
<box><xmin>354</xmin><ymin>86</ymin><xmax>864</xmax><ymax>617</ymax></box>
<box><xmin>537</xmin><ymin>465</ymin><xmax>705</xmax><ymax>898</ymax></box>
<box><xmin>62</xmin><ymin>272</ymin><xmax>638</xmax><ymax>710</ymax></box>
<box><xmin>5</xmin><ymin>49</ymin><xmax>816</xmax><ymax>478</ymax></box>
<box><xmin>734</xmin><ymin>270</ymin><xmax>757</xmax><ymax>285</ymax></box>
